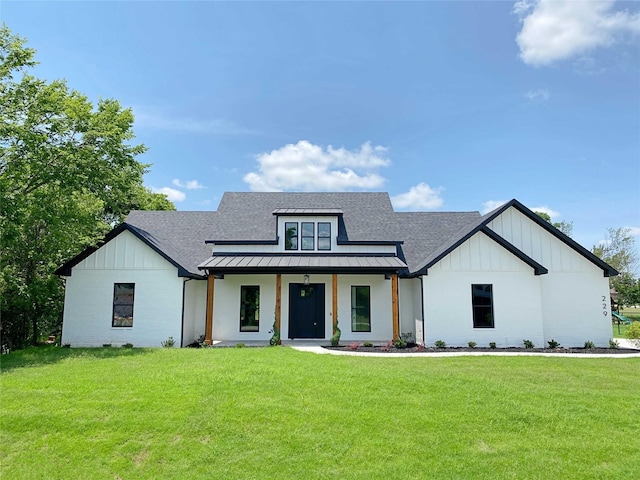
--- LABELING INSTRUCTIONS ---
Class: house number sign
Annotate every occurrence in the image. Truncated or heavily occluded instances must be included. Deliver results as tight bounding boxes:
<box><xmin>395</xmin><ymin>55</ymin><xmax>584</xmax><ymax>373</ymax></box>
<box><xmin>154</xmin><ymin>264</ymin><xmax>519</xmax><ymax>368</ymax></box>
<box><xmin>602</xmin><ymin>296</ymin><xmax>608</xmax><ymax>316</ymax></box>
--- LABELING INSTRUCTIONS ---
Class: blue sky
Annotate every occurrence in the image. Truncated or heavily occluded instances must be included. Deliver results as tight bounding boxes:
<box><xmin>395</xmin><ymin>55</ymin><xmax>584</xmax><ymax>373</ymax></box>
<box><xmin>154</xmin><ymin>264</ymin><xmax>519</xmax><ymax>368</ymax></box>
<box><xmin>3</xmin><ymin>0</ymin><xmax>639</xmax><ymax>253</ymax></box>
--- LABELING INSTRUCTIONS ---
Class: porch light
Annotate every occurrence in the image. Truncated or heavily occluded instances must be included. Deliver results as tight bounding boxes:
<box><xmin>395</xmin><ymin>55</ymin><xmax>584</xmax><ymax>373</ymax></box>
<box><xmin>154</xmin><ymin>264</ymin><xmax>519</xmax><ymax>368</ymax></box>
<box><xmin>303</xmin><ymin>274</ymin><xmax>310</xmax><ymax>285</ymax></box>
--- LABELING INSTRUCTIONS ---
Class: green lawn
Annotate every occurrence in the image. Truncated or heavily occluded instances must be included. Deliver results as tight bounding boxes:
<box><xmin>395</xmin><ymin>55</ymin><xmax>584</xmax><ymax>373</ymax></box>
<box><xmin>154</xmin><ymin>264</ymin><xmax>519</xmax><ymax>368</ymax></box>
<box><xmin>2</xmin><ymin>346</ymin><xmax>639</xmax><ymax>479</ymax></box>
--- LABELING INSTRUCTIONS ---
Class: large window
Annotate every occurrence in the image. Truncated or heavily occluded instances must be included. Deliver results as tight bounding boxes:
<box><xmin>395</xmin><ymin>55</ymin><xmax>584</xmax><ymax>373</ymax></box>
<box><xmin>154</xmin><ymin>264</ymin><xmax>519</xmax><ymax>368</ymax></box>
<box><xmin>240</xmin><ymin>286</ymin><xmax>260</xmax><ymax>332</ymax></box>
<box><xmin>285</xmin><ymin>222</ymin><xmax>298</xmax><ymax>250</ymax></box>
<box><xmin>301</xmin><ymin>222</ymin><xmax>315</xmax><ymax>250</ymax></box>
<box><xmin>318</xmin><ymin>222</ymin><xmax>331</xmax><ymax>250</ymax></box>
<box><xmin>112</xmin><ymin>283</ymin><xmax>135</xmax><ymax>327</ymax></box>
<box><xmin>351</xmin><ymin>286</ymin><xmax>371</xmax><ymax>332</ymax></box>
<box><xmin>471</xmin><ymin>284</ymin><xmax>494</xmax><ymax>328</ymax></box>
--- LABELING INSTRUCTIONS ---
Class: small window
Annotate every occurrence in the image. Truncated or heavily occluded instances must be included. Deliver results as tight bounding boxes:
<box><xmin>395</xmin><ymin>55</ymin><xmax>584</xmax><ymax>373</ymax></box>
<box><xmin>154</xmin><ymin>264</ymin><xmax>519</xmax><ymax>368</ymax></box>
<box><xmin>351</xmin><ymin>286</ymin><xmax>371</xmax><ymax>332</ymax></box>
<box><xmin>285</xmin><ymin>222</ymin><xmax>298</xmax><ymax>250</ymax></box>
<box><xmin>472</xmin><ymin>284</ymin><xmax>494</xmax><ymax>328</ymax></box>
<box><xmin>318</xmin><ymin>222</ymin><xmax>331</xmax><ymax>250</ymax></box>
<box><xmin>112</xmin><ymin>283</ymin><xmax>134</xmax><ymax>327</ymax></box>
<box><xmin>240</xmin><ymin>286</ymin><xmax>260</xmax><ymax>332</ymax></box>
<box><xmin>301</xmin><ymin>222</ymin><xmax>314</xmax><ymax>250</ymax></box>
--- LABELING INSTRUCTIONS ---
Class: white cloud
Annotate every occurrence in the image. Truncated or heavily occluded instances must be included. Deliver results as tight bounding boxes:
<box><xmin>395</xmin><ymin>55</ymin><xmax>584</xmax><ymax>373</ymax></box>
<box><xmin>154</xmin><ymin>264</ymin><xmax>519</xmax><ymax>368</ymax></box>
<box><xmin>626</xmin><ymin>226</ymin><xmax>640</xmax><ymax>236</ymax></box>
<box><xmin>530</xmin><ymin>205</ymin><xmax>561</xmax><ymax>219</ymax></box>
<box><xmin>134</xmin><ymin>107</ymin><xmax>258</xmax><ymax>135</ymax></box>
<box><xmin>152</xmin><ymin>186</ymin><xmax>186</xmax><ymax>202</ymax></box>
<box><xmin>391</xmin><ymin>183</ymin><xmax>444</xmax><ymax>210</ymax></box>
<box><xmin>514</xmin><ymin>0</ymin><xmax>640</xmax><ymax>66</ymax></box>
<box><xmin>243</xmin><ymin>140</ymin><xmax>390</xmax><ymax>191</ymax></box>
<box><xmin>481</xmin><ymin>200</ymin><xmax>508</xmax><ymax>215</ymax></box>
<box><xmin>172</xmin><ymin>178</ymin><xmax>205</xmax><ymax>190</ymax></box>
<box><xmin>524</xmin><ymin>89</ymin><xmax>550</xmax><ymax>101</ymax></box>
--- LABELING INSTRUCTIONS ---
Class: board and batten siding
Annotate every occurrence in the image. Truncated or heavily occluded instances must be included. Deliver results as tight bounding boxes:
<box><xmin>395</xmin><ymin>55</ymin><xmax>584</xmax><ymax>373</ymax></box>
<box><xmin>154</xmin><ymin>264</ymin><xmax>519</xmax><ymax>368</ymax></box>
<box><xmin>61</xmin><ymin>230</ymin><xmax>185</xmax><ymax>347</ymax></box>
<box><xmin>423</xmin><ymin>232</ymin><xmax>545</xmax><ymax>347</ymax></box>
<box><xmin>486</xmin><ymin>206</ymin><xmax>612</xmax><ymax>346</ymax></box>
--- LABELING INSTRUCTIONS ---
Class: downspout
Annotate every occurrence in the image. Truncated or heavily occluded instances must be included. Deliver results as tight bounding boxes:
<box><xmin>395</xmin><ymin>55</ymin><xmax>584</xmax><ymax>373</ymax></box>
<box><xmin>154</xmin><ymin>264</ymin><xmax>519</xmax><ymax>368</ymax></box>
<box><xmin>419</xmin><ymin>276</ymin><xmax>425</xmax><ymax>346</ymax></box>
<box><xmin>180</xmin><ymin>278</ymin><xmax>192</xmax><ymax>348</ymax></box>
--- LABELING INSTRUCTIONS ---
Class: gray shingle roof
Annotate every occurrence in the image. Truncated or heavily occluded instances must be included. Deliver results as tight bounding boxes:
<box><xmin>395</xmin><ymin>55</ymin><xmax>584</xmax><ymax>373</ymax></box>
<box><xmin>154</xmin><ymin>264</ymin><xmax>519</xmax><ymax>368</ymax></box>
<box><xmin>58</xmin><ymin>192</ymin><xmax>617</xmax><ymax>278</ymax></box>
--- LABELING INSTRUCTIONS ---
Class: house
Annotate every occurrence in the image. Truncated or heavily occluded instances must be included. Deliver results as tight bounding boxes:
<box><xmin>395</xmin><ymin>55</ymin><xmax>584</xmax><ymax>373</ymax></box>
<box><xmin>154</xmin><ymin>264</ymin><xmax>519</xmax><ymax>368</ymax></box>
<box><xmin>56</xmin><ymin>192</ymin><xmax>618</xmax><ymax>348</ymax></box>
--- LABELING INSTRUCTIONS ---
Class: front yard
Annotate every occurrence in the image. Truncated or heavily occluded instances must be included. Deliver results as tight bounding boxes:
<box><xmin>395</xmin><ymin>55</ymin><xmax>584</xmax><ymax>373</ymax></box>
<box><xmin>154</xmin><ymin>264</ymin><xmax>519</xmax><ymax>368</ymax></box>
<box><xmin>1</xmin><ymin>346</ymin><xmax>639</xmax><ymax>479</ymax></box>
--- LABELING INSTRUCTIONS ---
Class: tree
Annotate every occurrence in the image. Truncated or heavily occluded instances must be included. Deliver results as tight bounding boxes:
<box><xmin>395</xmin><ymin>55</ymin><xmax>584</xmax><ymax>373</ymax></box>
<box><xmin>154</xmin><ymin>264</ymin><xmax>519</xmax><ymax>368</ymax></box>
<box><xmin>0</xmin><ymin>25</ymin><xmax>174</xmax><ymax>348</ymax></box>
<box><xmin>592</xmin><ymin>227</ymin><xmax>640</xmax><ymax>308</ymax></box>
<box><xmin>534</xmin><ymin>211</ymin><xmax>573</xmax><ymax>237</ymax></box>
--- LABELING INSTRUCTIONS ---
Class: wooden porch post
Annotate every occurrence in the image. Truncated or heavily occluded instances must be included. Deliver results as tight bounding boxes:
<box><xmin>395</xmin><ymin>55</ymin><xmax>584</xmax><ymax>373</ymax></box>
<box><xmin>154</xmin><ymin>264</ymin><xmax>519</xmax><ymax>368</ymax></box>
<box><xmin>205</xmin><ymin>274</ymin><xmax>215</xmax><ymax>345</ymax></box>
<box><xmin>391</xmin><ymin>273</ymin><xmax>399</xmax><ymax>340</ymax></box>
<box><xmin>275</xmin><ymin>274</ymin><xmax>282</xmax><ymax>335</ymax></box>
<box><xmin>332</xmin><ymin>274</ymin><xmax>338</xmax><ymax>334</ymax></box>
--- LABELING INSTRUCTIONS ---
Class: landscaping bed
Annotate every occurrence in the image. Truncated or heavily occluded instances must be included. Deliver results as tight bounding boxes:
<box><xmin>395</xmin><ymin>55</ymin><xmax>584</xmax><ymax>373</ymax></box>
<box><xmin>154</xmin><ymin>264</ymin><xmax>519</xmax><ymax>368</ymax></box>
<box><xmin>324</xmin><ymin>344</ymin><xmax>639</xmax><ymax>354</ymax></box>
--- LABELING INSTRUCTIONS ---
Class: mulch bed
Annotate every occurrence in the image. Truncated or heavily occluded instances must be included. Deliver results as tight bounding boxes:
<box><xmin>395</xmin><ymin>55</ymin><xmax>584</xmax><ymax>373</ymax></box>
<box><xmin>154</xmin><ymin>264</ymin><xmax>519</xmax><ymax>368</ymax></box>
<box><xmin>324</xmin><ymin>345</ymin><xmax>639</xmax><ymax>354</ymax></box>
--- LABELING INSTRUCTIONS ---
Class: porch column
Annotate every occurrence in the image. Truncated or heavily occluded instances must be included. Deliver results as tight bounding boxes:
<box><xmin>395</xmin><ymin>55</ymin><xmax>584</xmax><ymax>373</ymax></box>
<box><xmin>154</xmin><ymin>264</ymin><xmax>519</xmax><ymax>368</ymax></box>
<box><xmin>391</xmin><ymin>273</ymin><xmax>399</xmax><ymax>340</ymax></box>
<box><xmin>275</xmin><ymin>274</ymin><xmax>282</xmax><ymax>335</ymax></box>
<box><xmin>332</xmin><ymin>274</ymin><xmax>338</xmax><ymax>334</ymax></box>
<box><xmin>205</xmin><ymin>274</ymin><xmax>215</xmax><ymax>345</ymax></box>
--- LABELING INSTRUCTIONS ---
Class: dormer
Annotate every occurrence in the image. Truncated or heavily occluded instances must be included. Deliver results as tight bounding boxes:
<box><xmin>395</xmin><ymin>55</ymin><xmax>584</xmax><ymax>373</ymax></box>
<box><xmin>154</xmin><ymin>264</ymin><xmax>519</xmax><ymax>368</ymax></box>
<box><xmin>273</xmin><ymin>208</ymin><xmax>342</xmax><ymax>253</ymax></box>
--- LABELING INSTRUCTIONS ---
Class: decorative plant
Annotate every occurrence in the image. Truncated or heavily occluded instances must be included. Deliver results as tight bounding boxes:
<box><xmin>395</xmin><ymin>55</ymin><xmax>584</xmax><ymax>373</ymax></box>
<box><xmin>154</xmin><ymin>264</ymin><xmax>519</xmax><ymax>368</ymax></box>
<box><xmin>584</xmin><ymin>340</ymin><xmax>596</xmax><ymax>349</ymax></box>
<box><xmin>400</xmin><ymin>332</ymin><xmax>415</xmax><ymax>345</ymax></box>
<box><xmin>161</xmin><ymin>336</ymin><xmax>175</xmax><ymax>348</ymax></box>
<box><xmin>381</xmin><ymin>341</ymin><xmax>393</xmax><ymax>352</ymax></box>
<box><xmin>609</xmin><ymin>339</ymin><xmax>619</xmax><ymax>349</ymax></box>
<box><xmin>122</xmin><ymin>342</ymin><xmax>133</xmax><ymax>349</ymax></box>
<box><xmin>489</xmin><ymin>342</ymin><xmax>496</xmax><ymax>349</ymax></box>
<box><xmin>523</xmin><ymin>339</ymin><xmax>534</xmax><ymax>349</ymax></box>
<box><xmin>434</xmin><ymin>340</ymin><xmax>446</xmax><ymax>348</ymax></box>
<box><xmin>547</xmin><ymin>339</ymin><xmax>560</xmax><ymax>349</ymax></box>
<box><xmin>269</xmin><ymin>319</ymin><xmax>281</xmax><ymax>346</ymax></box>
<box><xmin>348</xmin><ymin>342</ymin><xmax>360</xmax><ymax>351</ymax></box>
<box><xmin>235</xmin><ymin>343</ymin><xmax>246</xmax><ymax>348</ymax></box>
<box><xmin>362</xmin><ymin>341</ymin><xmax>374</xmax><ymax>348</ymax></box>
<box><xmin>393</xmin><ymin>337</ymin><xmax>407</xmax><ymax>349</ymax></box>
<box><xmin>468</xmin><ymin>341</ymin><xmax>477</xmax><ymax>349</ymax></box>
<box><xmin>330</xmin><ymin>316</ymin><xmax>341</xmax><ymax>346</ymax></box>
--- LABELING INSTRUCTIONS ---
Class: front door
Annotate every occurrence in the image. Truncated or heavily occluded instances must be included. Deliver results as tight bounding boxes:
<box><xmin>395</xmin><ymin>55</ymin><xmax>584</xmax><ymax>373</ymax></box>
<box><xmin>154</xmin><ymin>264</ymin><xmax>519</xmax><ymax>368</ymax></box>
<box><xmin>288</xmin><ymin>284</ymin><xmax>325</xmax><ymax>339</ymax></box>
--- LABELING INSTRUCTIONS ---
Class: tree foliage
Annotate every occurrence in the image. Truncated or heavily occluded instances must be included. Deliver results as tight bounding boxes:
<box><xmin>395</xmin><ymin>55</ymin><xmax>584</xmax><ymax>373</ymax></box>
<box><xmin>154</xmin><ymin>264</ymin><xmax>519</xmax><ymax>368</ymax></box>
<box><xmin>592</xmin><ymin>227</ymin><xmax>640</xmax><ymax>308</ymax></box>
<box><xmin>534</xmin><ymin>211</ymin><xmax>573</xmax><ymax>237</ymax></box>
<box><xmin>0</xmin><ymin>25</ymin><xmax>174</xmax><ymax>348</ymax></box>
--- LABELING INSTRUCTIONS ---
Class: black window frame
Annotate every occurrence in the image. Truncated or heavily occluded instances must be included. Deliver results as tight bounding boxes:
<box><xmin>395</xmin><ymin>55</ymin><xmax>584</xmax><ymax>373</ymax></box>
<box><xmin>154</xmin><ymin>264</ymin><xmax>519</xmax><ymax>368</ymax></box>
<box><xmin>112</xmin><ymin>283</ymin><xmax>135</xmax><ymax>327</ymax></box>
<box><xmin>301</xmin><ymin>222</ymin><xmax>315</xmax><ymax>250</ymax></box>
<box><xmin>351</xmin><ymin>285</ymin><xmax>371</xmax><ymax>332</ymax></box>
<box><xmin>318</xmin><ymin>222</ymin><xmax>331</xmax><ymax>251</ymax></box>
<box><xmin>240</xmin><ymin>285</ymin><xmax>260</xmax><ymax>332</ymax></box>
<box><xmin>471</xmin><ymin>284</ymin><xmax>494</xmax><ymax>328</ymax></box>
<box><xmin>285</xmin><ymin>222</ymin><xmax>298</xmax><ymax>250</ymax></box>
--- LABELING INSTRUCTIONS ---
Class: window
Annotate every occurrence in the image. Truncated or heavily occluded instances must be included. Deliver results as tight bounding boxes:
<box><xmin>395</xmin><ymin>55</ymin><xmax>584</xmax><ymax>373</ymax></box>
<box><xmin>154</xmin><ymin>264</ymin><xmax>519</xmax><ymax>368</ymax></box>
<box><xmin>240</xmin><ymin>286</ymin><xmax>260</xmax><ymax>332</ymax></box>
<box><xmin>285</xmin><ymin>222</ymin><xmax>298</xmax><ymax>250</ymax></box>
<box><xmin>351</xmin><ymin>286</ymin><xmax>371</xmax><ymax>332</ymax></box>
<box><xmin>301</xmin><ymin>222</ymin><xmax>314</xmax><ymax>250</ymax></box>
<box><xmin>112</xmin><ymin>283</ymin><xmax>134</xmax><ymax>327</ymax></box>
<box><xmin>472</xmin><ymin>284</ymin><xmax>494</xmax><ymax>328</ymax></box>
<box><xmin>318</xmin><ymin>222</ymin><xmax>331</xmax><ymax>250</ymax></box>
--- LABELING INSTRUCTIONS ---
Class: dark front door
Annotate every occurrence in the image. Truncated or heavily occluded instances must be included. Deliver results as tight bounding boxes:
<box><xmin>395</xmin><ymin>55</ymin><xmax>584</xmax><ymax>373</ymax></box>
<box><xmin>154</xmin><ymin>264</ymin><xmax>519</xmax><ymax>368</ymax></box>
<box><xmin>288</xmin><ymin>284</ymin><xmax>325</xmax><ymax>339</ymax></box>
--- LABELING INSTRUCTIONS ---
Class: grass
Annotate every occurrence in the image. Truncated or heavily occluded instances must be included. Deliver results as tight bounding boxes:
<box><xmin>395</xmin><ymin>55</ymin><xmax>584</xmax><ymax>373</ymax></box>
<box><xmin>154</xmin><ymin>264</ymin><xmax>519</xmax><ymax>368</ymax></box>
<box><xmin>2</xmin><ymin>346</ymin><xmax>639</xmax><ymax>479</ymax></box>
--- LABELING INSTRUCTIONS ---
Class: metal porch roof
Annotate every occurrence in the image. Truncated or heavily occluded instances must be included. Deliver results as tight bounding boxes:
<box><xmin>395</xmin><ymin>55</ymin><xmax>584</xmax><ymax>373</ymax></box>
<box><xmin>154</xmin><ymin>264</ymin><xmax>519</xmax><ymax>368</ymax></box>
<box><xmin>198</xmin><ymin>254</ymin><xmax>407</xmax><ymax>272</ymax></box>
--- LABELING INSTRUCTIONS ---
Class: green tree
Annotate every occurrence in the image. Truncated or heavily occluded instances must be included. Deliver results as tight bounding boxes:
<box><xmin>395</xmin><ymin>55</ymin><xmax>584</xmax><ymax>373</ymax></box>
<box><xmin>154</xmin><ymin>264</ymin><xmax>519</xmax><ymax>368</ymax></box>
<box><xmin>0</xmin><ymin>25</ymin><xmax>173</xmax><ymax>348</ymax></box>
<box><xmin>534</xmin><ymin>211</ymin><xmax>573</xmax><ymax>237</ymax></box>
<box><xmin>592</xmin><ymin>227</ymin><xmax>640</xmax><ymax>308</ymax></box>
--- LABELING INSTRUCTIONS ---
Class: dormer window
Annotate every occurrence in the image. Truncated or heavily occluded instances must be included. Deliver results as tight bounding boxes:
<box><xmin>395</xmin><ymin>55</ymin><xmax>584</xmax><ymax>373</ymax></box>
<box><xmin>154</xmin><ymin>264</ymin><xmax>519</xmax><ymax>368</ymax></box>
<box><xmin>301</xmin><ymin>222</ymin><xmax>315</xmax><ymax>250</ymax></box>
<box><xmin>285</xmin><ymin>222</ymin><xmax>298</xmax><ymax>250</ymax></box>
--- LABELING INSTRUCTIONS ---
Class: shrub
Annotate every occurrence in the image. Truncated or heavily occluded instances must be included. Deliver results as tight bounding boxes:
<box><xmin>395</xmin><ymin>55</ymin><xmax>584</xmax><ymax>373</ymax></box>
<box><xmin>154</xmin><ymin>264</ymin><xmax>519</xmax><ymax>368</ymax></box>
<box><xmin>523</xmin><ymin>339</ymin><xmax>534</xmax><ymax>349</ymax></box>
<box><xmin>393</xmin><ymin>338</ymin><xmax>407</xmax><ymax>349</ymax></box>
<box><xmin>269</xmin><ymin>319</ymin><xmax>281</xmax><ymax>346</ymax></box>
<box><xmin>235</xmin><ymin>343</ymin><xmax>246</xmax><ymax>348</ymax></box>
<box><xmin>348</xmin><ymin>342</ymin><xmax>360</xmax><ymax>351</ymax></box>
<box><xmin>625</xmin><ymin>321</ymin><xmax>640</xmax><ymax>348</ymax></box>
<box><xmin>400</xmin><ymin>332</ymin><xmax>416</xmax><ymax>345</ymax></box>
<box><xmin>489</xmin><ymin>342</ymin><xmax>496</xmax><ymax>349</ymax></box>
<box><xmin>547</xmin><ymin>339</ymin><xmax>560</xmax><ymax>349</ymax></box>
<box><xmin>161</xmin><ymin>336</ymin><xmax>175</xmax><ymax>348</ymax></box>
<box><xmin>434</xmin><ymin>340</ymin><xmax>446</xmax><ymax>348</ymax></box>
<box><xmin>467</xmin><ymin>341</ymin><xmax>477</xmax><ymax>349</ymax></box>
<box><xmin>102</xmin><ymin>344</ymin><xmax>112</xmax><ymax>348</ymax></box>
<box><xmin>584</xmin><ymin>340</ymin><xmax>595</xmax><ymax>349</ymax></box>
<box><xmin>381</xmin><ymin>341</ymin><xmax>393</xmax><ymax>352</ymax></box>
<box><xmin>362</xmin><ymin>341</ymin><xmax>374</xmax><ymax>348</ymax></box>
<box><xmin>416</xmin><ymin>343</ymin><xmax>426</xmax><ymax>352</ymax></box>
<box><xmin>609</xmin><ymin>339</ymin><xmax>619</xmax><ymax>349</ymax></box>
<box><xmin>122</xmin><ymin>343</ymin><xmax>133</xmax><ymax>349</ymax></box>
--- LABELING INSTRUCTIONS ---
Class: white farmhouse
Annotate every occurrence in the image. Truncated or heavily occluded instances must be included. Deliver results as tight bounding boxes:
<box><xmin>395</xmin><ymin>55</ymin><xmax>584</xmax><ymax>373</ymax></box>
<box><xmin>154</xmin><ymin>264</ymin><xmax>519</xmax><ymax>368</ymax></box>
<box><xmin>56</xmin><ymin>192</ymin><xmax>617</xmax><ymax>348</ymax></box>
